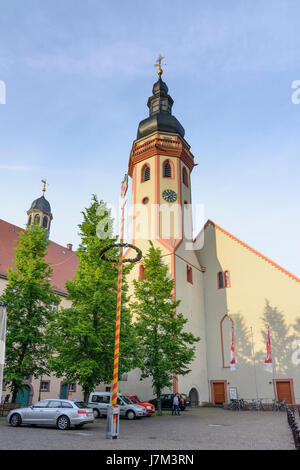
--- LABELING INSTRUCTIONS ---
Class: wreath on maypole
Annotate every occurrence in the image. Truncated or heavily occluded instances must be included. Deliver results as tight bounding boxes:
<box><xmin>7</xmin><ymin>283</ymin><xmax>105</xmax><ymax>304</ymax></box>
<box><xmin>99</xmin><ymin>242</ymin><xmax>142</xmax><ymax>264</ymax></box>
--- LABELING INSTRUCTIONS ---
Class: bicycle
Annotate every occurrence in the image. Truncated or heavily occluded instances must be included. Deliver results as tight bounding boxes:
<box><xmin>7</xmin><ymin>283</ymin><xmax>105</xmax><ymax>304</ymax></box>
<box><xmin>229</xmin><ymin>398</ymin><xmax>249</xmax><ymax>411</ymax></box>
<box><xmin>248</xmin><ymin>399</ymin><xmax>266</xmax><ymax>410</ymax></box>
<box><xmin>229</xmin><ymin>399</ymin><xmax>240</xmax><ymax>411</ymax></box>
<box><xmin>272</xmin><ymin>399</ymin><xmax>286</xmax><ymax>411</ymax></box>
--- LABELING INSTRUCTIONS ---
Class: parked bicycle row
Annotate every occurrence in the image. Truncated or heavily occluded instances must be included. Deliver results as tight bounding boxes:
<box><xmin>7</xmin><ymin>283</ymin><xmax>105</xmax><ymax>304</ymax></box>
<box><xmin>228</xmin><ymin>398</ymin><xmax>286</xmax><ymax>411</ymax></box>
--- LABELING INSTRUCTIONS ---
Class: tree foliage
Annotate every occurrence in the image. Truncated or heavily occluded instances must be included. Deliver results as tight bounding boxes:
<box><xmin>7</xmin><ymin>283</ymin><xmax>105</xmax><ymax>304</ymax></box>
<box><xmin>47</xmin><ymin>195</ymin><xmax>140</xmax><ymax>400</ymax></box>
<box><xmin>1</xmin><ymin>224</ymin><xmax>60</xmax><ymax>402</ymax></box>
<box><xmin>130</xmin><ymin>242</ymin><xmax>200</xmax><ymax>413</ymax></box>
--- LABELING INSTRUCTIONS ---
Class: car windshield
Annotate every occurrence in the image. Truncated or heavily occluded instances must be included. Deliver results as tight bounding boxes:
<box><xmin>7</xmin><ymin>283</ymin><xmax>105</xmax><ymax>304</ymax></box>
<box><xmin>121</xmin><ymin>396</ymin><xmax>133</xmax><ymax>405</ymax></box>
<box><xmin>74</xmin><ymin>401</ymin><xmax>88</xmax><ymax>409</ymax></box>
<box><xmin>132</xmin><ymin>395</ymin><xmax>140</xmax><ymax>402</ymax></box>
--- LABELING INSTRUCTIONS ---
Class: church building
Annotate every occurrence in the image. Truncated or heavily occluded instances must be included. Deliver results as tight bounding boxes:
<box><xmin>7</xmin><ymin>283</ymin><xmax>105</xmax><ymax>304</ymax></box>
<box><xmin>1</xmin><ymin>66</ymin><xmax>300</xmax><ymax>407</ymax></box>
<box><xmin>118</xmin><ymin>65</ymin><xmax>300</xmax><ymax>407</ymax></box>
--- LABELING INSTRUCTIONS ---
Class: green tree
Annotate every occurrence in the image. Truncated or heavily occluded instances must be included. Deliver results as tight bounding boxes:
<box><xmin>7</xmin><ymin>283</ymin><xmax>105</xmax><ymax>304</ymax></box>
<box><xmin>130</xmin><ymin>242</ymin><xmax>200</xmax><ymax>414</ymax></box>
<box><xmin>47</xmin><ymin>195</ymin><xmax>139</xmax><ymax>401</ymax></box>
<box><xmin>1</xmin><ymin>224</ymin><xmax>60</xmax><ymax>402</ymax></box>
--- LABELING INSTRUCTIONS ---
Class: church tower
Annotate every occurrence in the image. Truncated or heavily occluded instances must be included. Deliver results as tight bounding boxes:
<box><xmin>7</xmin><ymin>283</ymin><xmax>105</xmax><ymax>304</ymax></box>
<box><xmin>26</xmin><ymin>181</ymin><xmax>53</xmax><ymax>239</ymax></box>
<box><xmin>123</xmin><ymin>61</ymin><xmax>209</xmax><ymax>404</ymax></box>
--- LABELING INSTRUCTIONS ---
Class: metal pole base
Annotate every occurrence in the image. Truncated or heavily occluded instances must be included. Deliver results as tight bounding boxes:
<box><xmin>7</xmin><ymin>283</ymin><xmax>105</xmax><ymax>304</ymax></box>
<box><xmin>106</xmin><ymin>405</ymin><xmax>120</xmax><ymax>439</ymax></box>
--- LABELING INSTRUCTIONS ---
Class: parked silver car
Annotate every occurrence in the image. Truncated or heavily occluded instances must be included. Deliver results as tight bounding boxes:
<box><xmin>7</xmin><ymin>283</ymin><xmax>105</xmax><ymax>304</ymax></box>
<box><xmin>88</xmin><ymin>392</ymin><xmax>147</xmax><ymax>419</ymax></box>
<box><xmin>7</xmin><ymin>399</ymin><xmax>94</xmax><ymax>430</ymax></box>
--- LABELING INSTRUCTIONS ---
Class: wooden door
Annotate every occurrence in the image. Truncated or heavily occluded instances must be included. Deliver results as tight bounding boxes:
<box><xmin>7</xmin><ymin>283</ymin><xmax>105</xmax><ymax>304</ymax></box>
<box><xmin>213</xmin><ymin>382</ymin><xmax>226</xmax><ymax>404</ymax></box>
<box><xmin>276</xmin><ymin>381</ymin><xmax>293</xmax><ymax>404</ymax></box>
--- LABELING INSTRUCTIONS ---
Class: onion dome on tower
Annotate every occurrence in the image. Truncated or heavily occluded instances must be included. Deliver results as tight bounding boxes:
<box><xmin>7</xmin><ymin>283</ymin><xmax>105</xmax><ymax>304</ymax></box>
<box><xmin>27</xmin><ymin>180</ymin><xmax>53</xmax><ymax>238</ymax></box>
<box><xmin>136</xmin><ymin>55</ymin><xmax>185</xmax><ymax>140</ymax></box>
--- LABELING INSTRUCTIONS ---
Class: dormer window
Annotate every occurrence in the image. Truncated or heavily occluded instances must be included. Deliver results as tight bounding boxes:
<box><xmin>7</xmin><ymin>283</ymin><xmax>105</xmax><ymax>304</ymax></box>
<box><xmin>151</xmin><ymin>100</ymin><xmax>160</xmax><ymax>113</ymax></box>
<box><xmin>161</xmin><ymin>99</ymin><xmax>168</xmax><ymax>111</ymax></box>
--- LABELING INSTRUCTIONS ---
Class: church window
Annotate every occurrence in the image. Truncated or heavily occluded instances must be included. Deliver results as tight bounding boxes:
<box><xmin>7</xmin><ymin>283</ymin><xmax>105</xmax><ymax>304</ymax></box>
<box><xmin>34</xmin><ymin>214</ymin><xmax>40</xmax><ymax>225</ymax></box>
<box><xmin>218</xmin><ymin>271</ymin><xmax>231</xmax><ymax>289</ymax></box>
<box><xmin>187</xmin><ymin>265</ymin><xmax>193</xmax><ymax>284</ymax></box>
<box><xmin>139</xmin><ymin>264</ymin><xmax>146</xmax><ymax>280</ymax></box>
<box><xmin>224</xmin><ymin>271</ymin><xmax>231</xmax><ymax>288</ymax></box>
<box><xmin>28</xmin><ymin>216</ymin><xmax>32</xmax><ymax>226</ymax></box>
<box><xmin>182</xmin><ymin>167</ymin><xmax>188</xmax><ymax>187</ymax></box>
<box><xmin>220</xmin><ymin>314</ymin><xmax>234</xmax><ymax>368</ymax></box>
<box><xmin>163</xmin><ymin>160</ymin><xmax>173</xmax><ymax>178</ymax></box>
<box><xmin>42</xmin><ymin>216</ymin><xmax>48</xmax><ymax>228</ymax></box>
<box><xmin>142</xmin><ymin>164</ymin><xmax>150</xmax><ymax>182</ymax></box>
<box><xmin>218</xmin><ymin>271</ymin><xmax>224</xmax><ymax>289</ymax></box>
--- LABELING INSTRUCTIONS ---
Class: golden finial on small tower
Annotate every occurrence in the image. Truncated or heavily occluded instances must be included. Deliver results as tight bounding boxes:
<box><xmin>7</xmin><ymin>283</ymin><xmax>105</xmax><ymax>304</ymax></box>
<box><xmin>41</xmin><ymin>179</ymin><xmax>48</xmax><ymax>194</ymax></box>
<box><xmin>154</xmin><ymin>54</ymin><xmax>166</xmax><ymax>77</ymax></box>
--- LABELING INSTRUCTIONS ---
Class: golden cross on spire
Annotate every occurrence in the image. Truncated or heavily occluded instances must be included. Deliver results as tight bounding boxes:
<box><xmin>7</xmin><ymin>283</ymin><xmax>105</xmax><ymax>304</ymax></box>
<box><xmin>154</xmin><ymin>54</ymin><xmax>166</xmax><ymax>77</ymax></box>
<box><xmin>41</xmin><ymin>179</ymin><xmax>48</xmax><ymax>193</ymax></box>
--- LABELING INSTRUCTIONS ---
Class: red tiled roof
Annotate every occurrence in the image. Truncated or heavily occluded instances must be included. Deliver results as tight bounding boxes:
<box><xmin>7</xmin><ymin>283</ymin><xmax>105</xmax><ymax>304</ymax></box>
<box><xmin>0</xmin><ymin>219</ymin><xmax>79</xmax><ymax>296</ymax></box>
<box><xmin>204</xmin><ymin>220</ymin><xmax>300</xmax><ymax>284</ymax></box>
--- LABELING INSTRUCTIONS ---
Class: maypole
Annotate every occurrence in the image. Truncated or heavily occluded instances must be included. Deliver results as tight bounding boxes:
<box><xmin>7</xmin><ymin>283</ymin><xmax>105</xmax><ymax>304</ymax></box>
<box><xmin>98</xmin><ymin>174</ymin><xmax>142</xmax><ymax>439</ymax></box>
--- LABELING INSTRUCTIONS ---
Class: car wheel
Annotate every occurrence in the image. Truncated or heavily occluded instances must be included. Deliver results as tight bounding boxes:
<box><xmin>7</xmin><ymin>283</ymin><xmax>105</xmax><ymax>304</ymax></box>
<box><xmin>57</xmin><ymin>415</ymin><xmax>70</xmax><ymax>430</ymax></box>
<box><xmin>10</xmin><ymin>413</ymin><xmax>22</xmax><ymax>427</ymax></box>
<box><xmin>93</xmin><ymin>408</ymin><xmax>100</xmax><ymax>418</ymax></box>
<box><xmin>126</xmin><ymin>410</ymin><xmax>135</xmax><ymax>420</ymax></box>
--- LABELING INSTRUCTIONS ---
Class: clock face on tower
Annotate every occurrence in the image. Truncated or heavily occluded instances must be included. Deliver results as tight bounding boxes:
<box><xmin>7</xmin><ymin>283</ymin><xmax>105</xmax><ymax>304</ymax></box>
<box><xmin>162</xmin><ymin>189</ymin><xmax>177</xmax><ymax>203</ymax></box>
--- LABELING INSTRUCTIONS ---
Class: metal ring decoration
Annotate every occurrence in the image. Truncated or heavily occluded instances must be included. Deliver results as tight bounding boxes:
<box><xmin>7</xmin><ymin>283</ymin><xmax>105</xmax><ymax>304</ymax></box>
<box><xmin>99</xmin><ymin>243</ymin><xmax>142</xmax><ymax>264</ymax></box>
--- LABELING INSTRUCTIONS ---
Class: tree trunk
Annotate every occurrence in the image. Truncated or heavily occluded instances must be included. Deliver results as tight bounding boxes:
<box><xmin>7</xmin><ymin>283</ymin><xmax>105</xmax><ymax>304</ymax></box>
<box><xmin>83</xmin><ymin>390</ymin><xmax>90</xmax><ymax>403</ymax></box>
<box><xmin>156</xmin><ymin>388</ymin><xmax>162</xmax><ymax>415</ymax></box>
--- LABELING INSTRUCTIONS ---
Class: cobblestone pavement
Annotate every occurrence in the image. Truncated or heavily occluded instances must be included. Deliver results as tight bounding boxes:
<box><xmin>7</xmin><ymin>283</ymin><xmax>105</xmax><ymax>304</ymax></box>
<box><xmin>0</xmin><ymin>407</ymin><xmax>295</xmax><ymax>450</ymax></box>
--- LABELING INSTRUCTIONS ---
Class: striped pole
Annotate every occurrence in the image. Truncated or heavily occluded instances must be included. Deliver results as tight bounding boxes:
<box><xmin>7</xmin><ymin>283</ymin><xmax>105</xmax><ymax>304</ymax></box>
<box><xmin>111</xmin><ymin>202</ymin><xmax>125</xmax><ymax>421</ymax></box>
<box><xmin>111</xmin><ymin>176</ymin><xmax>128</xmax><ymax>425</ymax></box>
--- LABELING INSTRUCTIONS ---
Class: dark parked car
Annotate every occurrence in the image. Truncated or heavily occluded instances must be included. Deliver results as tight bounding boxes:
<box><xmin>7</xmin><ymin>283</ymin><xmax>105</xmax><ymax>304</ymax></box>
<box><xmin>148</xmin><ymin>393</ymin><xmax>187</xmax><ymax>411</ymax></box>
<box><xmin>180</xmin><ymin>393</ymin><xmax>191</xmax><ymax>407</ymax></box>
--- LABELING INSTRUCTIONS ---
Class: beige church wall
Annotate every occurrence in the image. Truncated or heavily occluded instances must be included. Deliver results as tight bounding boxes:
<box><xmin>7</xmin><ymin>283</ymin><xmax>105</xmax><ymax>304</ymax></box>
<box><xmin>175</xmin><ymin>254</ymin><xmax>209</xmax><ymax>403</ymax></box>
<box><xmin>198</xmin><ymin>223</ymin><xmax>300</xmax><ymax>403</ymax></box>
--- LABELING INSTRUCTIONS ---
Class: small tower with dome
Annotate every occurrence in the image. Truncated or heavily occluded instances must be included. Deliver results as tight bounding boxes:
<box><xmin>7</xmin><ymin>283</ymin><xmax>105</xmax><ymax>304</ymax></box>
<box><xmin>26</xmin><ymin>180</ymin><xmax>53</xmax><ymax>238</ymax></box>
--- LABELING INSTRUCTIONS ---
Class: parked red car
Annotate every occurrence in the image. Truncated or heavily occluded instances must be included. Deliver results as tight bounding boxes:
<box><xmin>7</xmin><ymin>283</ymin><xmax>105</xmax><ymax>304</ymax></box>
<box><xmin>124</xmin><ymin>394</ymin><xmax>155</xmax><ymax>416</ymax></box>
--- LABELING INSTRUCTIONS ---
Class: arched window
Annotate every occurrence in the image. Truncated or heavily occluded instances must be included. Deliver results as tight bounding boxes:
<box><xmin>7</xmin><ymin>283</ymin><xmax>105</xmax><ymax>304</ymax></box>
<box><xmin>139</xmin><ymin>264</ymin><xmax>146</xmax><ymax>280</ymax></box>
<box><xmin>224</xmin><ymin>271</ymin><xmax>231</xmax><ymax>288</ymax></box>
<box><xmin>28</xmin><ymin>216</ymin><xmax>32</xmax><ymax>226</ymax></box>
<box><xmin>187</xmin><ymin>265</ymin><xmax>193</xmax><ymax>284</ymax></box>
<box><xmin>34</xmin><ymin>214</ymin><xmax>40</xmax><ymax>225</ymax></box>
<box><xmin>163</xmin><ymin>160</ymin><xmax>173</xmax><ymax>178</ymax></box>
<box><xmin>220</xmin><ymin>314</ymin><xmax>234</xmax><ymax>368</ymax></box>
<box><xmin>42</xmin><ymin>216</ymin><xmax>48</xmax><ymax>228</ymax></box>
<box><xmin>142</xmin><ymin>164</ymin><xmax>150</xmax><ymax>182</ymax></box>
<box><xmin>218</xmin><ymin>271</ymin><xmax>231</xmax><ymax>289</ymax></box>
<box><xmin>182</xmin><ymin>167</ymin><xmax>188</xmax><ymax>187</ymax></box>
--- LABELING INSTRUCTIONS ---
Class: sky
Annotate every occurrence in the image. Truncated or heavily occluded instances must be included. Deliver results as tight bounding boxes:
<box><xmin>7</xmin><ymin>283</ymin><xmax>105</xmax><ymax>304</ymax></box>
<box><xmin>0</xmin><ymin>0</ymin><xmax>299</xmax><ymax>276</ymax></box>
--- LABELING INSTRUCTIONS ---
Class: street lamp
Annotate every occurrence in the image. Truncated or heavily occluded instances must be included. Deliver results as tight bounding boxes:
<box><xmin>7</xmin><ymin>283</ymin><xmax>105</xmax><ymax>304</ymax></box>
<box><xmin>0</xmin><ymin>302</ymin><xmax>7</xmax><ymax>404</ymax></box>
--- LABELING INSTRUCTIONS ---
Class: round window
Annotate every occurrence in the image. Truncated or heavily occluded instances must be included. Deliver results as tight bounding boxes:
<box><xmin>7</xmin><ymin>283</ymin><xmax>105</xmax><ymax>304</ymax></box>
<box><xmin>142</xmin><ymin>197</ymin><xmax>149</xmax><ymax>205</ymax></box>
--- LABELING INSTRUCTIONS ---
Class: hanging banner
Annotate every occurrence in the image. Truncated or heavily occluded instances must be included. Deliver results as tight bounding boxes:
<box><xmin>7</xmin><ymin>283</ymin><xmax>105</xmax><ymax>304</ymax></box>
<box><xmin>264</xmin><ymin>328</ymin><xmax>273</xmax><ymax>372</ymax></box>
<box><xmin>230</xmin><ymin>330</ymin><xmax>236</xmax><ymax>371</ymax></box>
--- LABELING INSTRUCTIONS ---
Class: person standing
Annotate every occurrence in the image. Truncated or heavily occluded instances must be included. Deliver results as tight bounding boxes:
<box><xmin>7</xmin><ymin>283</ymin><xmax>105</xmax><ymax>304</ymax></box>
<box><xmin>172</xmin><ymin>394</ymin><xmax>180</xmax><ymax>416</ymax></box>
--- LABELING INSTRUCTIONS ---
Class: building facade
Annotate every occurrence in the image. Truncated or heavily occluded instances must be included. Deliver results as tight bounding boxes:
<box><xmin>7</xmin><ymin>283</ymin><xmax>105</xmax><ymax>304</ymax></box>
<box><xmin>1</xmin><ymin>70</ymin><xmax>300</xmax><ymax>406</ymax></box>
<box><xmin>118</xmin><ymin>70</ymin><xmax>300</xmax><ymax>406</ymax></box>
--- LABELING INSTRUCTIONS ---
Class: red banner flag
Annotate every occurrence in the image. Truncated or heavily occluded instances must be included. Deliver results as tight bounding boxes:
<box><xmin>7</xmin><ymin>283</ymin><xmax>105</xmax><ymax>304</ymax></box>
<box><xmin>230</xmin><ymin>330</ymin><xmax>236</xmax><ymax>371</ymax></box>
<box><xmin>264</xmin><ymin>329</ymin><xmax>273</xmax><ymax>372</ymax></box>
